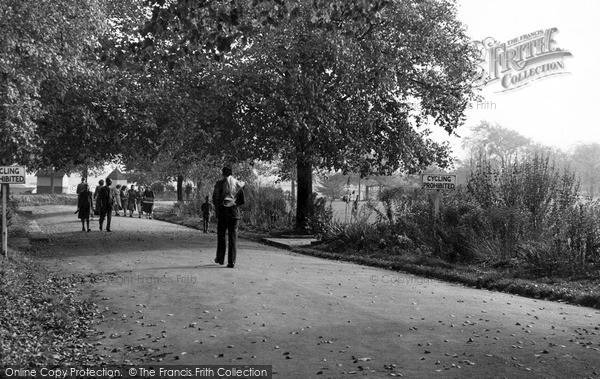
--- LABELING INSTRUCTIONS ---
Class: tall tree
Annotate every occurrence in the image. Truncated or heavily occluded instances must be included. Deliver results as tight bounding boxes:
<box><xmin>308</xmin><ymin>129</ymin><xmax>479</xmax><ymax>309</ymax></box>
<box><xmin>225</xmin><ymin>1</ymin><xmax>479</xmax><ymax>229</ymax></box>
<box><xmin>117</xmin><ymin>0</ymin><xmax>479</xmax><ymax>230</ymax></box>
<box><xmin>462</xmin><ymin>121</ymin><xmax>531</xmax><ymax>169</ymax></box>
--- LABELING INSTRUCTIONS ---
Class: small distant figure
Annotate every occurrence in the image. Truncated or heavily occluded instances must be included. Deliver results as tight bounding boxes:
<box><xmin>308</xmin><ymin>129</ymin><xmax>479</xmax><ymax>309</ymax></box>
<box><xmin>200</xmin><ymin>196</ymin><xmax>213</xmax><ymax>233</ymax></box>
<box><xmin>77</xmin><ymin>183</ymin><xmax>93</xmax><ymax>232</ymax></box>
<box><xmin>142</xmin><ymin>186</ymin><xmax>155</xmax><ymax>219</ymax></box>
<box><xmin>113</xmin><ymin>184</ymin><xmax>122</xmax><ymax>216</ymax></box>
<box><xmin>135</xmin><ymin>185</ymin><xmax>143</xmax><ymax>218</ymax></box>
<box><xmin>127</xmin><ymin>185</ymin><xmax>137</xmax><ymax>217</ymax></box>
<box><xmin>212</xmin><ymin>166</ymin><xmax>245</xmax><ymax>268</ymax></box>
<box><xmin>98</xmin><ymin>178</ymin><xmax>114</xmax><ymax>232</ymax></box>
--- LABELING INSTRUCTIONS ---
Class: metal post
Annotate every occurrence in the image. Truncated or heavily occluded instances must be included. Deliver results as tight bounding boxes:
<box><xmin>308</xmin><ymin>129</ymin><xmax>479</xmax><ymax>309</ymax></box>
<box><xmin>434</xmin><ymin>190</ymin><xmax>440</xmax><ymax>220</ymax></box>
<box><xmin>2</xmin><ymin>183</ymin><xmax>7</xmax><ymax>257</ymax></box>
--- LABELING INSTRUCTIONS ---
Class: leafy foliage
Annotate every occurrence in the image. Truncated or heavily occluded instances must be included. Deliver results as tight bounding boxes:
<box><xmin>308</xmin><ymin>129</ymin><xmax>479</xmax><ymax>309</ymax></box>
<box><xmin>0</xmin><ymin>0</ymin><xmax>108</xmax><ymax>165</ymax></box>
<box><xmin>461</xmin><ymin>121</ymin><xmax>532</xmax><ymax>168</ymax></box>
<box><xmin>3</xmin><ymin>0</ymin><xmax>479</xmax><ymax>233</ymax></box>
<box><xmin>306</xmin><ymin>194</ymin><xmax>334</xmax><ymax>236</ymax></box>
<box><xmin>241</xmin><ymin>186</ymin><xmax>290</xmax><ymax>230</ymax></box>
<box><xmin>216</xmin><ymin>0</ymin><xmax>479</xmax><ymax>228</ymax></box>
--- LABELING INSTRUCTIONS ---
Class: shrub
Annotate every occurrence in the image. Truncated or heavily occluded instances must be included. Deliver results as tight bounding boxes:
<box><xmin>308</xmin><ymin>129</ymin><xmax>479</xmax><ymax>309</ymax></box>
<box><xmin>172</xmin><ymin>199</ymin><xmax>202</xmax><ymax>217</ymax></box>
<box><xmin>465</xmin><ymin>152</ymin><xmax>590</xmax><ymax>269</ymax></box>
<box><xmin>307</xmin><ymin>194</ymin><xmax>334</xmax><ymax>236</ymax></box>
<box><xmin>169</xmin><ymin>186</ymin><xmax>291</xmax><ymax>232</ymax></box>
<box><xmin>516</xmin><ymin>240</ymin><xmax>569</xmax><ymax>277</ymax></box>
<box><xmin>242</xmin><ymin>186</ymin><xmax>290</xmax><ymax>231</ymax></box>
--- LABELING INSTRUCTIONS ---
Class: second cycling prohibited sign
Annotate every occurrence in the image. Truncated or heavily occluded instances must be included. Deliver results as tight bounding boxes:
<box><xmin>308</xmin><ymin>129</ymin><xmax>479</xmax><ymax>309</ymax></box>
<box><xmin>421</xmin><ymin>174</ymin><xmax>456</xmax><ymax>190</ymax></box>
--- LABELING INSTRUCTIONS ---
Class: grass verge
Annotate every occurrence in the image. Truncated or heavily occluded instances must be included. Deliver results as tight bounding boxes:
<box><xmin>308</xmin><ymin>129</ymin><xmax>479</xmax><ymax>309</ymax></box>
<box><xmin>12</xmin><ymin>194</ymin><xmax>77</xmax><ymax>207</ymax></box>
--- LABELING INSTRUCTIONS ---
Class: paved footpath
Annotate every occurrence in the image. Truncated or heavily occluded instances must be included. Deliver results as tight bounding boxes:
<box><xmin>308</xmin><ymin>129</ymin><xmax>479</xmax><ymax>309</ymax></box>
<box><xmin>20</xmin><ymin>205</ymin><xmax>600</xmax><ymax>378</ymax></box>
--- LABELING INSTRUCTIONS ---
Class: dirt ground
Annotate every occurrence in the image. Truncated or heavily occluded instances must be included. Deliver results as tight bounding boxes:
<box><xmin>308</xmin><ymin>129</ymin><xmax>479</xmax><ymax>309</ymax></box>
<box><xmin>21</xmin><ymin>205</ymin><xmax>600</xmax><ymax>378</ymax></box>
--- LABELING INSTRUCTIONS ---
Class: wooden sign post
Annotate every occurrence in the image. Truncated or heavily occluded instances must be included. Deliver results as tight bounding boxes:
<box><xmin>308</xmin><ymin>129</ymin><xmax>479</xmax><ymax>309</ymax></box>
<box><xmin>1</xmin><ymin>166</ymin><xmax>26</xmax><ymax>257</ymax></box>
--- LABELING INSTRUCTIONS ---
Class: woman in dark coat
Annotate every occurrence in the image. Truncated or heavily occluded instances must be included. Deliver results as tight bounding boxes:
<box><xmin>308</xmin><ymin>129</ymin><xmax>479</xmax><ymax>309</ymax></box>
<box><xmin>77</xmin><ymin>184</ymin><xmax>94</xmax><ymax>232</ymax></box>
<box><xmin>142</xmin><ymin>187</ymin><xmax>155</xmax><ymax>219</ymax></box>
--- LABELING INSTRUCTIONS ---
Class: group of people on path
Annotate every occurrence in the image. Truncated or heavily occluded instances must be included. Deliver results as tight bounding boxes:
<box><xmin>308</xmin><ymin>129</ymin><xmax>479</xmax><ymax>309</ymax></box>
<box><xmin>75</xmin><ymin>178</ymin><xmax>155</xmax><ymax>232</ymax></box>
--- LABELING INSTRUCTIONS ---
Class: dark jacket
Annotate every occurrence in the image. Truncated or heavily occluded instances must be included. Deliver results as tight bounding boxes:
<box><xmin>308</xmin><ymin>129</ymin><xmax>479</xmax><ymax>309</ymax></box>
<box><xmin>98</xmin><ymin>185</ymin><xmax>113</xmax><ymax>211</ymax></box>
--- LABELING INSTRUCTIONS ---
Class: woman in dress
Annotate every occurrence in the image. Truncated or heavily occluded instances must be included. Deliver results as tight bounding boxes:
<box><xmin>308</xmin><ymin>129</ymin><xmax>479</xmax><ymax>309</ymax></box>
<box><xmin>114</xmin><ymin>184</ymin><xmax>122</xmax><ymax>216</ymax></box>
<box><xmin>142</xmin><ymin>186</ymin><xmax>155</xmax><ymax>219</ymax></box>
<box><xmin>127</xmin><ymin>185</ymin><xmax>137</xmax><ymax>217</ymax></box>
<box><xmin>77</xmin><ymin>184</ymin><xmax>94</xmax><ymax>232</ymax></box>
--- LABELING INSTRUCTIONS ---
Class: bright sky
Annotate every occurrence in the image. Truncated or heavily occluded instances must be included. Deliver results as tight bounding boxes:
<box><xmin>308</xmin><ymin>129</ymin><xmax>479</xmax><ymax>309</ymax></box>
<box><xmin>435</xmin><ymin>0</ymin><xmax>600</xmax><ymax>157</ymax></box>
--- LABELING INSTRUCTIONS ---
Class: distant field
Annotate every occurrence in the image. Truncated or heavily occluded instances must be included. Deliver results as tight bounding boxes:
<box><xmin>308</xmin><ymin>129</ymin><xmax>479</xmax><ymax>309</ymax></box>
<box><xmin>329</xmin><ymin>200</ymin><xmax>383</xmax><ymax>223</ymax></box>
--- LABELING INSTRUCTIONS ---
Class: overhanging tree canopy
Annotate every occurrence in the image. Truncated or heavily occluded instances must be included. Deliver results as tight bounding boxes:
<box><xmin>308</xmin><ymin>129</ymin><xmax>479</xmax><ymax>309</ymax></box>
<box><xmin>220</xmin><ymin>0</ymin><xmax>480</xmax><ymax>229</ymax></box>
<box><xmin>0</xmin><ymin>0</ymin><xmax>108</xmax><ymax>165</ymax></box>
<box><xmin>2</xmin><ymin>0</ymin><xmax>480</xmax><ymax>232</ymax></box>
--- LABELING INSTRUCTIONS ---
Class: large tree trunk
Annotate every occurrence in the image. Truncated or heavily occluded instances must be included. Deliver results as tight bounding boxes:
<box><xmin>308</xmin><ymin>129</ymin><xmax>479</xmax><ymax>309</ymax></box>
<box><xmin>176</xmin><ymin>174</ymin><xmax>184</xmax><ymax>202</ymax></box>
<box><xmin>291</xmin><ymin>179</ymin><xmax>296</xmax><ymax>209</ymax></box>
<box><xmin>196</xmin><ymin>178</ymin><xmax>203</xmax><ymax>200</ymax></box>
<box><xmin>295</xmin><ymin>157</ymin><xmax>313</xmax><ymax>232</ymax></box>
<box><xmin>289</xmin><ymin>178</ymin><xmax>296</xmax><ymax>227</ymax></box>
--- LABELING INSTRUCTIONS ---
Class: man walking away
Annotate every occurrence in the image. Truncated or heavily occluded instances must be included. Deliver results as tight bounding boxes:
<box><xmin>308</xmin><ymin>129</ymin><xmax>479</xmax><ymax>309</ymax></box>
<box><xmin>212</xmin><ymin>166</ymin><xmax>245</xmax><ymax>268</ymax></box>
<box><xmin>93</xmin><ymin>179</ymin><xmax>104</xmax><ymax>219</ymax></box>
<box><xmin>98</xmin><ymin>178</ymin><xmax>114</xmax><ymax>232</ymax></box>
